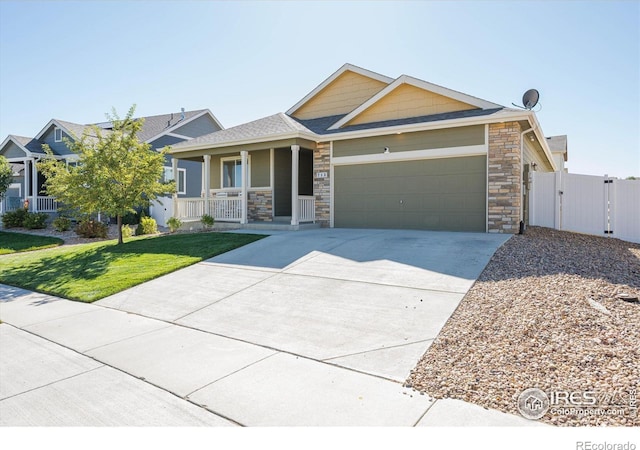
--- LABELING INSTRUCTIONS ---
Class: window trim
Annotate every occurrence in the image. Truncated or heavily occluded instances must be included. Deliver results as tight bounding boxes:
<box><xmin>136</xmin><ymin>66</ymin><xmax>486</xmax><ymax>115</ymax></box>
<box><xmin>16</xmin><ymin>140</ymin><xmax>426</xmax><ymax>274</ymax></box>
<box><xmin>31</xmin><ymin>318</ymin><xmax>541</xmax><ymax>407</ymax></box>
<box><xmin>220</xmin><ymin>155</ymin><xmax>251</xmax><ymax>189</ymax></box>
<box><xmin>163</xmin><ymin>166</ymin><xmax>187</xmax><ymax>195</ymax></box>
<box><xmin>54</xmin><ymin>127</ymin><xmax>63</xmax><ymax>142</ymax></box>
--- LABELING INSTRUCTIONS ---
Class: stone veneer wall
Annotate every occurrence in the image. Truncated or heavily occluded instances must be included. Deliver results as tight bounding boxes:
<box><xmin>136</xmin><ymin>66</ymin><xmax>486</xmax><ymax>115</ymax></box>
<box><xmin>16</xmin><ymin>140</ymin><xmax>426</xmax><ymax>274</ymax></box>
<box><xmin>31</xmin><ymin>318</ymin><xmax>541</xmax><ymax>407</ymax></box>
<box><xmin>487</xmin><ymin>122</ymin><xmax>521</xmax><ymax>233</ymax></box>
<box><xmin>247</xmin><ymin>190</ymin><xmax>273</xmax><ymax>222</ymax></box>
<box><xmin>313</xmin><ymin>142</ymin><xmax>331</xmax><ymax>227</ymax></box>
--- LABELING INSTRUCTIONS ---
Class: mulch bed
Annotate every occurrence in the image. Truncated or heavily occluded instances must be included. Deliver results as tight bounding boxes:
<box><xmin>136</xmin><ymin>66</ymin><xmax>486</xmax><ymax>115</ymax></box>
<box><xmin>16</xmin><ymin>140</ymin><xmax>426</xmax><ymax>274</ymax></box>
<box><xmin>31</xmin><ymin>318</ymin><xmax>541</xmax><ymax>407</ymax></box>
<box><xmin>406</xmin><ymin>227</ymin><xmax>640</xmax><ymax>426</ymax></box>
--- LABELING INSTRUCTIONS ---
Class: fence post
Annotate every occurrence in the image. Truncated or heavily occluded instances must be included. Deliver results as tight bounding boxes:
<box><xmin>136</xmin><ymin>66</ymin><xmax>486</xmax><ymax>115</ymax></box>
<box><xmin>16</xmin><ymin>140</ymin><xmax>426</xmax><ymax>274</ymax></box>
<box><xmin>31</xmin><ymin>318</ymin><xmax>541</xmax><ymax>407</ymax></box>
<box><xmin>554</xmin><ymin>171</ymin><xmax>562</xmax><ymax>230</ymax></box>
<box><xmin>605</xmin><ymin>175</ymin><xmax>615</xmax><ymax>237</ymax></box>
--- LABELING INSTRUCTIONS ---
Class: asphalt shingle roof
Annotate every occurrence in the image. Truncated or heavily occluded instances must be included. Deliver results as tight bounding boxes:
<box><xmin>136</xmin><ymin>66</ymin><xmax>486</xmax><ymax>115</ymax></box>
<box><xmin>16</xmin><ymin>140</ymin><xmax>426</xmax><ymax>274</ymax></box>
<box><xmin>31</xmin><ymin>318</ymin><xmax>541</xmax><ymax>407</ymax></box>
<box><xmin>134</xmin><ymin>109</ymin><xmax>208</xmax><ymax>142</ymax></box>
<box><xmin>293</xmin><ymin>108</ymin><xmax>506</xmax><ymax>135</ymax></box>
<box><xmin>10</xmin><ymin>134</ymin><xmax>47</xmax><ymax>154</ymax></box>
<box><xmin>172</xmin><ymin>113</ymin><xmax>313</xmax><ymax>149</ymax></box>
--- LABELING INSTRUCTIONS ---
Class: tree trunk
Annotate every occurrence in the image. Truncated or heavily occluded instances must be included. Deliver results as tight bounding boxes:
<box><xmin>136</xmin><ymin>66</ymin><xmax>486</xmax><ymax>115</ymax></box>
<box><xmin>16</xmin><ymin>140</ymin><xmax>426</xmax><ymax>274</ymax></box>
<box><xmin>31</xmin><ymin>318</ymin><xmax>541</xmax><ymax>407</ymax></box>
<box><xmin>117</xmin><ymin>214</ymin><xmax>123</xmax><ymax>245</ymax></box>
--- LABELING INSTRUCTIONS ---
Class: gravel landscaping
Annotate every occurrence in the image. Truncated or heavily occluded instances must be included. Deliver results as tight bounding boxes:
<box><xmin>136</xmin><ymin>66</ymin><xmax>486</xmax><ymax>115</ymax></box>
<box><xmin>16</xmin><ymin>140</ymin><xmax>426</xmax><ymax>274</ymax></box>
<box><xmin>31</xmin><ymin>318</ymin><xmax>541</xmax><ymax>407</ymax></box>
<box><xmin>407</xmin><ymin>227</ymin><xmax>640</xmax><ymax>427</ymax></box>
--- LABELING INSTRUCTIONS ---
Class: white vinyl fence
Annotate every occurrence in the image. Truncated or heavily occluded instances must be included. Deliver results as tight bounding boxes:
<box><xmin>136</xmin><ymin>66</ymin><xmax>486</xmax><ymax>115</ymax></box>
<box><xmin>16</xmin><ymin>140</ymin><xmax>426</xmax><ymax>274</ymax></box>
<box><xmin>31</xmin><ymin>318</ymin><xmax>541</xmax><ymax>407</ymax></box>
<box><xmin>529</xmin><ymin>172</ymin><xmax>640</xmax><ymax>243</ymax></box>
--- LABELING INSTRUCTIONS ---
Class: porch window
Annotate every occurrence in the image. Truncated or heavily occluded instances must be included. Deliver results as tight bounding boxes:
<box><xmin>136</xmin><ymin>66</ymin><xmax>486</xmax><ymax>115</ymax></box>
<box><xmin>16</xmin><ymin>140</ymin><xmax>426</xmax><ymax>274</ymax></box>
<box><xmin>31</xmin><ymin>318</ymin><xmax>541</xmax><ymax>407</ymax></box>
<box><xmin>221</xmin><ymin>156</ymin><xmax>250</xmax><ymax>188</ymax></box>
<box><xmin>163</xmin><ymin>166</ymin><xmax>186</xmax><ymax>195</ymax></box>
<box><xmin>54</xmin><ymin>127</ymin><xmax>63</xmax><ymax>142</ymax></box>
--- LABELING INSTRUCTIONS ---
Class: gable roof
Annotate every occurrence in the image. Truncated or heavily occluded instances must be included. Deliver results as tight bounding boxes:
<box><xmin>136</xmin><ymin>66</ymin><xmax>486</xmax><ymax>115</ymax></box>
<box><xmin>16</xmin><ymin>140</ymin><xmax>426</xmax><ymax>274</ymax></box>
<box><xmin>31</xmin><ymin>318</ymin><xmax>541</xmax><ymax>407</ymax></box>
<box><xmin>286</xmin><ymin>63</ymin><xmax>394</xmax><ymax>118</ymax></box>
<box><xmin>34</xmin><ymin>119</ymin><xmax>93</xmax><ymax>141</ymax></box>
<box><xmin>9</xmin><ymin>135</ymin><xmax>47</xmax><ymax>154</ymax></box>
<box><xmin>171</xmin><ymin>113</ymin><xmax>315</xmax><ymax>151</ymax></box>
<box><xmin>328</xmin><ymin>75</ymin><xmax>503</xmax><ymax>130</ymax></box>
<box><xmin>135</xmin><ymin>109</ymin><xmax>224</xmax><ymax>143</ymax></box>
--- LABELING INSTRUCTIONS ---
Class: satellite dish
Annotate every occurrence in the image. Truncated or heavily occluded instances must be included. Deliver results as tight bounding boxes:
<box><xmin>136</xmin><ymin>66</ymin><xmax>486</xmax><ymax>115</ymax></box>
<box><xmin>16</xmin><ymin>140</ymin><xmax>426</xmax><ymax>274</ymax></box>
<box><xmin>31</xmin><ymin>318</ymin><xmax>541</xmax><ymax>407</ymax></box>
<box><xmin>522</xmin><ymin>89</ymin><xmax>539</xmax><ymax>109</ymax></box>
<box><xmin>512</xmin><ymin>88</ymin><xmax>540</xmax><ymax>110</ymax></box>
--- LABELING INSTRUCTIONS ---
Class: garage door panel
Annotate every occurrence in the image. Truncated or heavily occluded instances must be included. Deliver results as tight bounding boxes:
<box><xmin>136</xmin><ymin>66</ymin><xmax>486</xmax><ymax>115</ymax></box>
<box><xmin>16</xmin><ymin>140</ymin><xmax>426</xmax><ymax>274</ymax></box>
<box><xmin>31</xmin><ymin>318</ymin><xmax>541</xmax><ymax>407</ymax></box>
<box><xmin>334</xmin><ymin>156</ymin><xmax>486</xmax><ymax>231</ymax></box>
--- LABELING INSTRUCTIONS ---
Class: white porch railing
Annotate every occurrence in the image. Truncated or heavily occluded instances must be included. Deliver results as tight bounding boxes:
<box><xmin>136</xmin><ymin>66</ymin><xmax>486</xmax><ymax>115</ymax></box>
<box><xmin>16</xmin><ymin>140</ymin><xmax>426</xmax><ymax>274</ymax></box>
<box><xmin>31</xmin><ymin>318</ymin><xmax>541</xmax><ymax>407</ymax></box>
<box><xmin>175</xmin><ymin>197</ymin><xmax>205</xmax><ymax>220</ymax></box>
<box><xmin>209</xmin><ymin>197</ymin><xmax>242</xmax><ymax>222</ymax></box>
<box><xmin>36</xmin><ymin>196</ymin><xmax>58</xmax><ymax>212</ymax></box>
<box><xmin>1</xmin><ymin>196</ymin><xmax>58</xmax><ymax>213</ymax></box>
<box><xmin>175</xmin><ymin>196</ymin><xmax>242</xmax><ymax>223</ymax></box>
<box><xmin>298</xmin><ymin>196</ymin><xmax>315</xmax><ymax>223</ymax></box>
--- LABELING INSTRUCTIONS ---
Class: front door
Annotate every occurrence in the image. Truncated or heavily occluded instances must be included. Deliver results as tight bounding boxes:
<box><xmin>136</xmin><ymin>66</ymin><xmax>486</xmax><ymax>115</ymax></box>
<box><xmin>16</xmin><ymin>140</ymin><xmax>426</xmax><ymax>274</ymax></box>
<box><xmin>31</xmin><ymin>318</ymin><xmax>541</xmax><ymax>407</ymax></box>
<box><xmin>274</xmin><ymin>149</ymin><xmax>292</xmax><ymax>216</ymax></box>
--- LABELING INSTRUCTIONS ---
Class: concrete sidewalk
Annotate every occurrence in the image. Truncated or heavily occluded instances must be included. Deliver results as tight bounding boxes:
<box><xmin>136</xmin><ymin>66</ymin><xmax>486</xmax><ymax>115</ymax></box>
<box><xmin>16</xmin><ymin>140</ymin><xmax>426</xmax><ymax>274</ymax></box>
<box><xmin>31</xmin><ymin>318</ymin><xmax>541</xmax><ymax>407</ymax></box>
<box><xmin>0</xmin><ymin>285</ymin><xmax>539</xmax><ymax>427</ymax></box>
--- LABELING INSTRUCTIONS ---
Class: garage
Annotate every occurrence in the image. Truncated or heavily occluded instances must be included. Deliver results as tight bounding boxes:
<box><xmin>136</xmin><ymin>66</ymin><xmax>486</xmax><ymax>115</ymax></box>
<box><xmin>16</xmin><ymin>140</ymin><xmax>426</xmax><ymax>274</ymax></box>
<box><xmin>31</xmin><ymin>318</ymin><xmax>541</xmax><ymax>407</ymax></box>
<box><xmin>334</xmin><ymin>155</ymin><xmax>486</xmax><ymax>231</ymax></box>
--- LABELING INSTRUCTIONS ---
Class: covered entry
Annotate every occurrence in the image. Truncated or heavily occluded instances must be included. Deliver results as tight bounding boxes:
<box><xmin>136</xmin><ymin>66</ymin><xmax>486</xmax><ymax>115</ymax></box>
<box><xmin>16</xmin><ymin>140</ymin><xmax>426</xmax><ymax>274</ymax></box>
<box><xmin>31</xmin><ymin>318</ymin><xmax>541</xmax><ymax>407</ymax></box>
<box><xmin>333</xmin><ymin>155</ymin><xmax>486</xmax><ymax>231</ymax></box>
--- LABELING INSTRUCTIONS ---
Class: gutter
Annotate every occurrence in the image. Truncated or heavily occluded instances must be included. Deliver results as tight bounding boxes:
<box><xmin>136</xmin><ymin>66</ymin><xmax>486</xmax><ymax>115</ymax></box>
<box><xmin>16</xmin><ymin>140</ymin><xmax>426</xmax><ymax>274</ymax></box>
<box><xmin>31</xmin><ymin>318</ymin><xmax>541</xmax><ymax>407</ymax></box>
<box><xmin>520</xmin><ymin>126</ymin><xmax>534</xmax><ymax>227</ymax></box>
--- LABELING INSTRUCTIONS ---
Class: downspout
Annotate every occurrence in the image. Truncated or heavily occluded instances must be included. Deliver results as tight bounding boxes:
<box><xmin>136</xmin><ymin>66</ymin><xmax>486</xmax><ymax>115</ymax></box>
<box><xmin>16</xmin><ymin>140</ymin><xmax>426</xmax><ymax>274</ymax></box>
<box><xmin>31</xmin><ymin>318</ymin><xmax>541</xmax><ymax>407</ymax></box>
<box><xmin>520</xmin><ymin>126</ymin><xmax>533</xmax><ymax>233</ymax></box>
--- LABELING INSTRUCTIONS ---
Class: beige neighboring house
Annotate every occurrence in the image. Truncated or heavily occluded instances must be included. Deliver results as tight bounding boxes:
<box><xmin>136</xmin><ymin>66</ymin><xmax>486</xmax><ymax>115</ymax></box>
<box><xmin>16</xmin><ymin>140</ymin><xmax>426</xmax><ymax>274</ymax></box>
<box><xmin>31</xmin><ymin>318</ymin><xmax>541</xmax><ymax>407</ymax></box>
<box><xmin>169</xmin><ymin>63</ymin><xmax>565</xmax><ymax>233</ymax></box>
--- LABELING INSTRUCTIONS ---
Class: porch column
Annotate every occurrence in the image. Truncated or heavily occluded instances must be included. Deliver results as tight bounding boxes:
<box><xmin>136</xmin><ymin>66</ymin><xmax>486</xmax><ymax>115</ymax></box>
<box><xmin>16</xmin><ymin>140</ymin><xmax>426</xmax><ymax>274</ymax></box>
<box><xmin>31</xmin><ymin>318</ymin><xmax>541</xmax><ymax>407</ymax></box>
<box><xmin>291</xmin><ymin>145</ymin><xmax>300</xmax><ymax>226</ymax></box>
<box><xmin>31</xmin><ymin>158</ymin><xmax>38</xmax><ymax>212</ymax></box>
<box><xmin>241</xmin><ymin>150</ymin><xmax>248</xmax><ymax>224</ymax></box>
<box><xmin>23</xmin><ymin>159</ymin><xmax>30</xmax><ymax>210</ymax></box>
<box><xmin>203</xmin><ymin>154</ymin><xmax>211</xmax><ymax>215</ymax></box>
<box><xmin>172</xmin><ymin>157</ymin><xmax>178</xmax><ymax>219</ymax></box>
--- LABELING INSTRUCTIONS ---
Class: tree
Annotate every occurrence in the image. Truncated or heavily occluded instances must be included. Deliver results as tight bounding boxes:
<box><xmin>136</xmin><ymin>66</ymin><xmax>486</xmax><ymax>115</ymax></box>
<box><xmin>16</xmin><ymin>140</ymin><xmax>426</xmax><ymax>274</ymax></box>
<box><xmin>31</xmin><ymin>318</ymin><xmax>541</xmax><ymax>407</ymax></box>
<box><xmin>39</xmin><ymin>105</ymin><xmax>175</xmax><ymax>244</ymax></box>
<box><xmin>0</xmin><ymin>155</ymin><xmax>13</xmax><ymax>200</ymax></box>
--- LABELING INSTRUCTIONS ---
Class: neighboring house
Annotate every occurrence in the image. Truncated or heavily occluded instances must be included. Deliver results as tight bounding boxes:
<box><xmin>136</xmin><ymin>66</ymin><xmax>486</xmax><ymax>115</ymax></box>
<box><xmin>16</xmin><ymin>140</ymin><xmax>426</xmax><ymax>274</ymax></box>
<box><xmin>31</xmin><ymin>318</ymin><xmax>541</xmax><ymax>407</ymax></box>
<box><xmin>0</xmin><ymin>109</ymin><xmax>224</xmax><ymax>220</ymax></box>
<box><xmin>546</xmin><ymin>135</ymin><xmax>568</xmax><ymax>172</ymax></box>
<box><xmin>169</xmin><ymin>63</ymin><xmax>566</xmax><ymax>233</ymax></box>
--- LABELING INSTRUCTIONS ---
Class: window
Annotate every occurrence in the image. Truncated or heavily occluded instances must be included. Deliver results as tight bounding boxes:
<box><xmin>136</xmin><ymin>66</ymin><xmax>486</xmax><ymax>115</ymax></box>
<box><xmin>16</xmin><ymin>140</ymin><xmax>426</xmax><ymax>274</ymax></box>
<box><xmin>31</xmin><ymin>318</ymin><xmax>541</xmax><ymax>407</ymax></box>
<box><xmin>54</xmin><ymin>127</ymin><xmax>63</xmax><ymax>142</ymax></box>
<box><xmin>221</xmin><ymin>156</ymin><xmax>250</xmax><ymax>188</ymax></box>
<box><xmin>163</xmin><ymin>166</ymin><xmax>186</xmax><ymax>195</ymax></box>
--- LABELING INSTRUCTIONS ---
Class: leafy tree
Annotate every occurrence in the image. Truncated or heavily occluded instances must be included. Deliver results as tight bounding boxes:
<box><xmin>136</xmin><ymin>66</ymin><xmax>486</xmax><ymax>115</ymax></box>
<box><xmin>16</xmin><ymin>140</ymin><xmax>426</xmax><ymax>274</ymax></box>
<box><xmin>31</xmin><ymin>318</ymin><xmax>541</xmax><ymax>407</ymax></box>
<box><xmin>626</xmin><ymin>176</ymin><xmax>638</xmax><ymax>180</ymax></box>
<box><xmin>39</xmin><ymin>106</ymin><xmax>174</xmax><ymax>244</ymax></box>
<box><xmin>0</xmin><ymin>155</ymin><xmax>13</xmax><ymax>200</ymax></box>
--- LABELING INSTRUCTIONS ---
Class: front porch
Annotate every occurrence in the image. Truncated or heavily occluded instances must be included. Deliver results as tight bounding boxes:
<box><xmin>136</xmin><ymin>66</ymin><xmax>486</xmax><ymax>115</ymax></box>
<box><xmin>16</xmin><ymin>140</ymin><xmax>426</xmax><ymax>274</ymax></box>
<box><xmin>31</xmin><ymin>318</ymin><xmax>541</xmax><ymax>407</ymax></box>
<box><xmin>172</xmin><ymin>142</ymin><xmax>325</xmax><ymax>228</ymax></box>
<box><xmin>0</xmin><ymin>157</ymin><xmax>59</xmax><ymax>214</ymax></box>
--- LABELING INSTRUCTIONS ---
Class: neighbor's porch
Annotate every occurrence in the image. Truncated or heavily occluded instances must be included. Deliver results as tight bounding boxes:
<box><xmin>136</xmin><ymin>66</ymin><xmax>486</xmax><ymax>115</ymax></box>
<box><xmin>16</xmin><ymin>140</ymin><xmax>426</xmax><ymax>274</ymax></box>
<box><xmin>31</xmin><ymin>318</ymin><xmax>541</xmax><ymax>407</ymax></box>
<box><xmin>0</xmin><ymin>157</ymin><xmax>59</xmax><ymax>214</ymax></box>
<box><xmin>171</xmin><ymin>142</ymin><xmax>319</xmax><ymax>228</ymax></box>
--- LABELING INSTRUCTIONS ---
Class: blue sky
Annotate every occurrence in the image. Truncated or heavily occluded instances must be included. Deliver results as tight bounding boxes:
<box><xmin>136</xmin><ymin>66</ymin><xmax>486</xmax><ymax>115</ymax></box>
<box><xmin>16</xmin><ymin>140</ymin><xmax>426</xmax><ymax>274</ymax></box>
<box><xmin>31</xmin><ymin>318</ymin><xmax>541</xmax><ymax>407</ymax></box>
<box><xmin>0</xmin><ymin>0</ymin><xmax>638</xmax><ymax>177</ymax></box>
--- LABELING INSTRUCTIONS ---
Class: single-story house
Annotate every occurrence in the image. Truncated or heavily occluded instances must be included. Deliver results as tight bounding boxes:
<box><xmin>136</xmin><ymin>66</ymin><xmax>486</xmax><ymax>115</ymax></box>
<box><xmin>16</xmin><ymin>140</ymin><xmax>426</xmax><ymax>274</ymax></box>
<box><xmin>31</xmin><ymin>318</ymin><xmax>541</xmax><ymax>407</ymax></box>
<box><xmin>169</xmin><ymin>64</ymin><xmax>566</xmax><ymax>233</ymax></box>
<box><xmin>0</xmin><ymin>109</ymin><xmax>223</xmax><ymax>214</ymax></box>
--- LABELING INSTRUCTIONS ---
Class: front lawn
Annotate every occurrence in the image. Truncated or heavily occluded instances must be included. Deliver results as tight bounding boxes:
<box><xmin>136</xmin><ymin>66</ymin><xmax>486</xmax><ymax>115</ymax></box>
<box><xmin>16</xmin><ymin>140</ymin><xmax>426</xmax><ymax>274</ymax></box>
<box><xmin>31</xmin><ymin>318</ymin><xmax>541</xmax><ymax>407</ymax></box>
<box><xmin>0</xmin><ymin>231</ymin><xmax>64</xmax><ymax>255</ymax></box>
<box><xmin>0</xmin><ymin>232</ymin><xmax>265</xmax><ymax>302</ymax></box>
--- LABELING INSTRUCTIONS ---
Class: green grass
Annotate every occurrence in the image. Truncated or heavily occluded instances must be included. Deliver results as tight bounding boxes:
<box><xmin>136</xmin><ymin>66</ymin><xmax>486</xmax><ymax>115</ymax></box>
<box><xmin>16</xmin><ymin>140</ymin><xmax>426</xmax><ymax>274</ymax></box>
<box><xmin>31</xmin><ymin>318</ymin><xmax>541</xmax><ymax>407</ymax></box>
<box><xmin>0</xmin><ymin>231</ymin><xmax>64</xmax><ymax>255</ymax></box>
<box><xmin>0</xmin><ymin>232</ymin><xmax>265</xmax><ymax>302</ymax></box>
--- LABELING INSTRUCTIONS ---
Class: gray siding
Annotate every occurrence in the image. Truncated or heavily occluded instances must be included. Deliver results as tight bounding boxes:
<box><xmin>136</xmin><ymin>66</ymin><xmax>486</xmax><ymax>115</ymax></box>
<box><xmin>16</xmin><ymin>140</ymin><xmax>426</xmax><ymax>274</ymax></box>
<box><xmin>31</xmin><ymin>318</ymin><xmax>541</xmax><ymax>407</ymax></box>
<box><xmin>162</xmin><ymin>153</ymin><xmax>202</xmax><ymax>198</ymax></box>
<box><xmin>181</xmin><ymin>159</ymin><xmax>203</xmax><ymax>197</ymax></box>
<box><xmin>1</xmin><ymin>142</ymin><xmax>27</xmax><ymax>158</ymax></box>
<box><xmin>334</xmin><ymin>156</ymin><xmax>486</xmax><ymax>231</ymax></box>
<box><xmin>333</xmin><ymin>125</ymin><xmax>485</xmax><ymax>158</ymax></box>
<box><xmin>41</xmin><ymin>127</ymin><xmax>75</xmax><ymax>155</ymax></box>
<box><xmin>149</xmin><ymin>135</ymin><xmax>185</xmax><ymax>150</ymax></box>
<box><xmin>173</xmin><ymin>114</ymin><xmax>222</xmax><ymax>138</ymax></box>
<box><xmin>251</xmin><ymin>149</ymin><xmax>270</xmax><ymax>188</ymax></box>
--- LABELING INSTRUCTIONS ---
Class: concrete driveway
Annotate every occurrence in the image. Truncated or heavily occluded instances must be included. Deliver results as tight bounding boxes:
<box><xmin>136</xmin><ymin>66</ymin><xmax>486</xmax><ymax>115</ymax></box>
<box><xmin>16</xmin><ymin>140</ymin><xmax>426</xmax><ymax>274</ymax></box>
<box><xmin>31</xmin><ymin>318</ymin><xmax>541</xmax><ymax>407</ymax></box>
<box><xmin>0</xmin><ymin>228</ymin><xmax>537</xmax><ymax>426</ymax></box>
<box><xmin>98</xmin><ymin>228</ymin><xmax>509</xmax><ymax>381</ymax></box>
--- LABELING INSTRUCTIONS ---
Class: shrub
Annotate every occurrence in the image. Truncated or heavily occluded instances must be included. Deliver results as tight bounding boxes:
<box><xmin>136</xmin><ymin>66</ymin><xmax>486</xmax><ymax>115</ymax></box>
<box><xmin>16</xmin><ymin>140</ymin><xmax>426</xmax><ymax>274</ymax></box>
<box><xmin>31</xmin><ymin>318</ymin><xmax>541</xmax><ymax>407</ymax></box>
<box><xmin>121</xmin><ymin>210</ymin><xmax>140</xmax><ymax>225</ymax></box>
<box><xmin>23</xmin><ymin>212</ymin><xmax>49</xmax><ymax>229</ymax></box>
<box><xmin>52</xmin><ymin>216</ymin><xmax>72</xmax><ymax>232</ymax></box>
<box><xmin>2</xmin><ymin>208</ymin><xmax>28</xmax><ymax>228</ymax></box>
<box><xmin>121</xmin><ymin>224</ymin><xmax>133</xmax><ymax>239</ymax></box>
<box><xmin>201</xmin><ymin>214</ymin><xmax>214</xmax><ymax>229</ymax></box>
<box><xmin>76</xmin><ymin>220</ymin><xmax>108</xmax><ymax>238</ymax></box>
<box><xmin>136</xmin><ymin>216</ymin><xmax>158</xmax><ymax>236</ymax></box>
<box><xmin>167</xmin><ymin>216</ymin><xmax>182</xmax><ymax>233</ymax></box>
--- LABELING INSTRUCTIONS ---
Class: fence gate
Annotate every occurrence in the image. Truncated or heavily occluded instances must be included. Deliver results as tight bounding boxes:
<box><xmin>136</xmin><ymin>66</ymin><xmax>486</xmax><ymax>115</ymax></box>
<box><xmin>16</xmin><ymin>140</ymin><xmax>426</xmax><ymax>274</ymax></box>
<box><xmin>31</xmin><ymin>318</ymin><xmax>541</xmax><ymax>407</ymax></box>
<box><xmin>529</xmin><ymin>172</ymin><xmax>640</xmax><ymax>243</ymax></box>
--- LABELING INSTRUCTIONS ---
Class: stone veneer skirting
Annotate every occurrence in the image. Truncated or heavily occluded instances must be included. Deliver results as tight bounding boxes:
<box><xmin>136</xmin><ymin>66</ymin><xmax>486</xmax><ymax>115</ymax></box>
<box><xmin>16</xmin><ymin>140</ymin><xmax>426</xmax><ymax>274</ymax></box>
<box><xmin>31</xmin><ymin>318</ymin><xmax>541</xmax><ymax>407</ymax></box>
<box><xmin>313</xmin><ymin>142</ymin><xmax>331</xmax><ymax>227</ymax></box>
<box><xmin>487</xmin><ymin>122</ymin><xmax>521</xmax><ymax>233</ymax></box>
<box><xmin>248</xmin><ymin>190</ymin><xmax>273</xmax><ymax>222</ymax></box>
